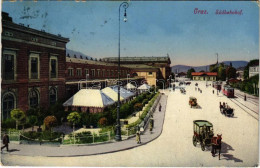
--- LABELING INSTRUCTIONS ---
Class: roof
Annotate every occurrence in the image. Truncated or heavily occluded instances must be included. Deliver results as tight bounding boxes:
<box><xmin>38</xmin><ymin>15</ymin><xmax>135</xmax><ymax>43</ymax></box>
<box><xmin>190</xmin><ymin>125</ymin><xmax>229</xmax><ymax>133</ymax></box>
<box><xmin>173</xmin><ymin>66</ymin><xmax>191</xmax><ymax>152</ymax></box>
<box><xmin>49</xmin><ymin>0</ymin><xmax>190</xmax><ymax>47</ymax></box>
<box><xmin>121</xmin><ymin>64</ymin><xmax>158</xmax><ymax>70</ymax></box>
<box><xmin>138</xmin><ymin>84</ymin><xmax>151</xmax><ymax>90</ymax></box>
<box><xmin>102</xmin><ymin>87</ymin><xmax>124</xmax><ymax>101</ymax></box>
<box><xmin>102</xmin><ymin>56</ymin><xmax>171</xmax><ymax>64</ymax></box>
<box><xmin>63</xmin><ymin>89</ymin><xmax>115</xmax><ymax>108</ymax></box>
<box><xmin>110</xmin><ymin>86</ymin><xmax>135</xmax><ymax>99</ymax></box>
<box><xmin>193</xmin><ymin>120</ymin><xmax>213</xmax><ymax>127</ymax></box>
<box><xmin>191</xmin><ymin>72</ymin><xmax>217</xmax><ymax>76</ymax></box>
<box><xmin>66</xmin><ymin>57</ymin><xmax>124</xmax><ymax>67</ymax></box>
<box><xmin>3</xmin><ymin>12</ymin><xmax>69</xmax><ymax>43</ymax></box>
<box><xmin>125</xmin><ymin>83</ymin><xmax>137</xmax><ymax>89</ymax></box>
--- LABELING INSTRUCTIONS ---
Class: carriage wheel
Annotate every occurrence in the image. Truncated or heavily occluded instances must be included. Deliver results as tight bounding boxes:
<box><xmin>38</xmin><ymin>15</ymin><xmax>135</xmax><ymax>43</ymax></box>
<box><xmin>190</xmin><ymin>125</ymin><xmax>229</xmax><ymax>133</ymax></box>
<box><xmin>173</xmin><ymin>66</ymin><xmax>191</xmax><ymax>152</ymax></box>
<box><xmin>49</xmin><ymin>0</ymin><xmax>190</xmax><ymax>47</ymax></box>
<box><xmin>201</xmin><ymin>142</ymin><xmax>205</xmax><ymax>151</ymax></box>
<box><xmin>193</xmin><ymin>135</ymin><xmax>197</xmax><ymax>147</ymax></box>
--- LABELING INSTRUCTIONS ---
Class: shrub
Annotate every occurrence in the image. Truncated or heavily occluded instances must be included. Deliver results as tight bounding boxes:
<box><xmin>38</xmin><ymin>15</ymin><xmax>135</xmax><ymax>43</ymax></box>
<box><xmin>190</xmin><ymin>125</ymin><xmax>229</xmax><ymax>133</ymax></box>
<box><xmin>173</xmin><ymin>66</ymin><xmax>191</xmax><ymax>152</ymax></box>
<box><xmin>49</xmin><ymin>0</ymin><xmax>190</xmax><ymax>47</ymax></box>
<box><xmin>44</xmin><ymin>116</ymin><xmax>57</xmax><ymax>131</ymax></box>
<box><xmin>27</xmin><ymin>115</ymin><xmax>38</xmax><ymax>131</ymax></box>
<box><xmin>98</xmin><ymin>117</ymin><xmax>108</xmax><ymax>127</ymax></box>
<box><xmin>142</xmin><ymin>99</ymin><xmax>149</xmax><ymax>105</ymax></box>
<box><xmin>1</xmin><ymin>118</ymin><xmax>16</xmax><ymax>129</ymax></box>
<box><xmin>134</xmin><ymin>103</ymin><xmax>143</xmax><ymax>112</ymax></box>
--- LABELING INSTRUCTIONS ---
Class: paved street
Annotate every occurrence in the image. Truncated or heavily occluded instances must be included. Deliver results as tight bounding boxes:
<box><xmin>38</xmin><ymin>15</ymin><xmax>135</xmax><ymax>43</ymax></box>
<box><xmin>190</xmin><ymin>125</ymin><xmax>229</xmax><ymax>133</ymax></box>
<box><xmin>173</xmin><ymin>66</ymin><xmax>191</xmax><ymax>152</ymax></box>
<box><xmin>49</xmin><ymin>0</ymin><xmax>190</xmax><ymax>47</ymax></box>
<box><xmin>1</xmin><ymin>81</ymin><xmax>259</xmax><ymax>166</ymax></box>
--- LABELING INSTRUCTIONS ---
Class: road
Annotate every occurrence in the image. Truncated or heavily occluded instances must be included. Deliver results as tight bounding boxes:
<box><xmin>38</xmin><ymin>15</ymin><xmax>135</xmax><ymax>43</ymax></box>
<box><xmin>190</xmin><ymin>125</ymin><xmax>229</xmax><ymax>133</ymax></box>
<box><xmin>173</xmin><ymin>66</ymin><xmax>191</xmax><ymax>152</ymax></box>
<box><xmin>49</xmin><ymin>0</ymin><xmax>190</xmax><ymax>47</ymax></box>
<box><xmin>1</xmin><ymin>81</ymin><xmax>259</xmax><ymax>166</ymax></box>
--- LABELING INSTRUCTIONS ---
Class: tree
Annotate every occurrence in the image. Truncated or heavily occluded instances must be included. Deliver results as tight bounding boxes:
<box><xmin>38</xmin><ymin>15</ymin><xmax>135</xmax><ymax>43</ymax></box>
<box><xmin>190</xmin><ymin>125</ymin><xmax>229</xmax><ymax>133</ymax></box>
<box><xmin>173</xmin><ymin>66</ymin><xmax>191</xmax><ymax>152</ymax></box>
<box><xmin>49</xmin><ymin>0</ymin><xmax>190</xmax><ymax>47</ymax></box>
<box><xmin>11</xmin><ymin>109</ymin><xmax>25</xmax><ymax>130</ymax></box>
<box><xmin>226</xmin><ymin>67</ymin><xmax>237</xmax><ymax>80</ymax></box>
<box><xmin>218</xmin><ymin>65</ymin><xmax>226</xmax><ymax>81</ymax></box>
<box><xmin>67</xmin><ymin>112</ymin><xmax>81</xmax><ymax>133</ymax></box>
<box><xmin>27</xmin><ymin>115</ymin><xmax>38</xmax><ymax>131</ymax></box>
<box><xmin>44</xmin><ymin>116</ymin><xmax>57</xmax><ymax>131</ymax></box>
<box><xmin>187</xmin><ymin>68</ymin><xmax>195</xmax><ymax>79</ymax></box>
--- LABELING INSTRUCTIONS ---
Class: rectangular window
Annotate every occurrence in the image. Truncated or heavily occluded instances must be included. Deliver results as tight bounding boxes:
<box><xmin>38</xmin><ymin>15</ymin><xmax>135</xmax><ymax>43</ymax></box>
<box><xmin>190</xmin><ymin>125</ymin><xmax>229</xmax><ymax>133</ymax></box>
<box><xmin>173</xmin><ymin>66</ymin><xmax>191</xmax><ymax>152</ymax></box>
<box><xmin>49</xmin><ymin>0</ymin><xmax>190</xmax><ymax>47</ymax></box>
<box><xmin>85</xmin><ymin>69</ymin><xmax>89</xmax><ymax>76</ymax></box>
<box><xmin>97</xmin><ymin>69</ymin><xmax>100</xmax><ymax>77</ymax></box>
<box><xmin>3</xmin><ymin>52</ymin><xmax>15</xmax><ymax>80</ymax></box>
<box><xmin>111</xmin><ymin>70</ymin><xmax>114</xmax><ymax>77</ymax></box>
<box><xmin>29</xmin><ymin>53</ymin><xmax>40</xmax><ymax>80</ymax></box>
<box><xmin>103</xmin><ymin>70</ymin><xmax>105</xmax><ymax>77</ymax></box>
<box><xmin>148</xmin><ymin>72</ymin><xmax>153</xmax><ymax>76</ymax></box>
<box><xmin>68</xmin><ymin>68</ymin><xmax>74</xmax><ymax>76</ymax></box>
<box><xmin>50</xmin><ymin>56</ymin><xmax>58</xmax><ymax>78</ymax></box>
<box><xmin>77</xmin><ymin>68</ymin><xmax>82</xmax><ymax>76</ymax></box>
<box><xmin>91</xmin><ymin>69</ymin><xmax>95</xmax><ymax>77</ymax></box>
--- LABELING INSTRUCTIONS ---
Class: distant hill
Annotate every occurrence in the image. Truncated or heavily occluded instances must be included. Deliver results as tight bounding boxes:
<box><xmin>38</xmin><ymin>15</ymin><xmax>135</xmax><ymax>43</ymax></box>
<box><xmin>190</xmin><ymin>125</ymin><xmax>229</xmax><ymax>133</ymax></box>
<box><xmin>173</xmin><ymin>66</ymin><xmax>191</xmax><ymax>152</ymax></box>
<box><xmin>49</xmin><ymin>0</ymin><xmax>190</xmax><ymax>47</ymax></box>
<box><xmin>66</xmin><ymin>49</ymin><xmax>93</xmax><ymax>60</ymax></box>
<box><xmin>171</xmin><ymin>61</ymin><xmax>248</xmax><ymax>73</ymax></box>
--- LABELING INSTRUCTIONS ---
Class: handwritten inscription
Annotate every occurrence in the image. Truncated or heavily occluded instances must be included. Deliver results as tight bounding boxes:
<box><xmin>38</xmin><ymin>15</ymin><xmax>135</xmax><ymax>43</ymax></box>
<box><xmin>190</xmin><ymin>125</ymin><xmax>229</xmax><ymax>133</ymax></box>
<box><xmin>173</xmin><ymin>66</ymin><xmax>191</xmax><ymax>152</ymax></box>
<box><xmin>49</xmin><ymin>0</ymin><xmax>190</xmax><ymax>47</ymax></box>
<box><xmin>194</xmin><ymin>8</ymin><xmax>208</xmax><ymax>14</ymax></box>
<box><xmin>194</xmin><ymin>8</ymin><xmax>243</xmax><ymax>15</ymax></box>
<box><xmin>216</xmin><ymin>9</ymin><xmax>243</xmax><ymax>15</ymax></box>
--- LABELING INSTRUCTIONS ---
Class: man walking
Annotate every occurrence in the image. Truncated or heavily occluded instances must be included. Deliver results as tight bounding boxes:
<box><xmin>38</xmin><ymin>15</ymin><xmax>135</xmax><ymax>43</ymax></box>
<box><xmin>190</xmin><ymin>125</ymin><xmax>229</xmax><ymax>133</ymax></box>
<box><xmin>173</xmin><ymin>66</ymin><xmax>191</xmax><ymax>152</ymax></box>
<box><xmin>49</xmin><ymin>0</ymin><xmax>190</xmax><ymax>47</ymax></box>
<box><xmin>136</xmin><ymin>130</ymin><xmax>141</xmax><ymax>144</ymax></box>
<box><xmin>1</xmin><ymin>133</ymin><xmax>10</xmax><ymax>152</ymax></box>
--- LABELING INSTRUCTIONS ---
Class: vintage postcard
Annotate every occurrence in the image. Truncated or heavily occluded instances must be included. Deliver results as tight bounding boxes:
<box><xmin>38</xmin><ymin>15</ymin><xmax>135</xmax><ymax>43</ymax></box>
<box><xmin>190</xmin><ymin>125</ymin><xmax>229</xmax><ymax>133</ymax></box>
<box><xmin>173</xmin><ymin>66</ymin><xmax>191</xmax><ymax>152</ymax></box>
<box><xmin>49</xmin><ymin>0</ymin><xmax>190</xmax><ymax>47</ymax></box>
<box><xmin>0</xmin><ymin>0</ymin><xmax>259</xmax><ymax>167</ymax></box>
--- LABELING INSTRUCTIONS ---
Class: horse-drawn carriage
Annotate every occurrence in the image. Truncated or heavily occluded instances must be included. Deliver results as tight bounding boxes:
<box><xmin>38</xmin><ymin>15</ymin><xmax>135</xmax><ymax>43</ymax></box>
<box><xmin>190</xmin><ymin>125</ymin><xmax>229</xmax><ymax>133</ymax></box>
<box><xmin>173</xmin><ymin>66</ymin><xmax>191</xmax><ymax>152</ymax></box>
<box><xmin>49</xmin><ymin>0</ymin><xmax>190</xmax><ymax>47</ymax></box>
<box><xmin>189</xmin><ymin>97</ymin><xmax>199</xmax><ymax>108</ymax></box>
<box><xmin>219</xmin><ymin>102</ymin><xmax>234</xmax><ymax>117</ymax></box>
<box><xmin>193</xmin><ymin>120</ymin><xmax>214</xmax><ymax>151</ymax></box>
<box><xmin>193</xmin><ymin>120</ymin><xmax>222</xmax><ymax>159</ymax></box>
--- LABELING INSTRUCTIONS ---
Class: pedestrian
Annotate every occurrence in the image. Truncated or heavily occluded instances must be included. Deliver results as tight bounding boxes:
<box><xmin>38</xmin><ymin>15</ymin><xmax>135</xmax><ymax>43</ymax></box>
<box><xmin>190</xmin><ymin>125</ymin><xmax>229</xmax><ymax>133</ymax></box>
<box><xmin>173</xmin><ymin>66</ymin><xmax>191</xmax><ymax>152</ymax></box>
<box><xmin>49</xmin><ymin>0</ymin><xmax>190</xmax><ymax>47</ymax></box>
<box><xmin>136</xmin><ymin>130</ymin><xmax>141</xmax><ymax>144</ymax></box>
<box><xmin>195</xmin><ymin>87</ymin><xmax>197</xmax><ymax>91</ymax></box>
<box><xmin>159</xmin><ymin>103</ymin><xmax>162</xmax><ymax>112</ymax></box>
<box><xmin>213</xmin><ymin>90</ymin><xmax>214</xmax><ymax>94</ymax></box>
<box><xmin>244</xmin><ymin>94</ymin><xmax>247</xmax><ymax>101</ymax></box>
<box><xmin>1</xmin><ymin>133</ymin><xmax>10</xmax><ymax>152</ymax></box>
<box><xmin>149</xmin><ymin>118</ymin><xmax>154</xmax><ymax>133</ymax></box>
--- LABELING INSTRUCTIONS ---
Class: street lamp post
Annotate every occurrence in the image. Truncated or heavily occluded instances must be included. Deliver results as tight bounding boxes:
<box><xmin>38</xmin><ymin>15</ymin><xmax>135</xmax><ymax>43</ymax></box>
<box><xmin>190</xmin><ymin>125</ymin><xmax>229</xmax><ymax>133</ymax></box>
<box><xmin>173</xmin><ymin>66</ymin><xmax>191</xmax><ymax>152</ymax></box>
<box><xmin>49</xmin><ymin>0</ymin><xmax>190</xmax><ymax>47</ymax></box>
<box><xmin>115</xmin><ymin>2</ymin><xmax>129</xmax><ymax>141</ymax></box>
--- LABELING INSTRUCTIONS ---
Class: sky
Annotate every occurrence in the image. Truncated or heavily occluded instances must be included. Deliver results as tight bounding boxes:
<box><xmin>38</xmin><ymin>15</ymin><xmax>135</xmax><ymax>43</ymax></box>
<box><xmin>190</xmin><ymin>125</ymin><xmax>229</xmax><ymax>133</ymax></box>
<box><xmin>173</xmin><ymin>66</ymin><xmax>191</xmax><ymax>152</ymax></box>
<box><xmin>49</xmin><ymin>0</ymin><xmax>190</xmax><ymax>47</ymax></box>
<box><xmin>2</xmin><ymin>1</ymin><xmax>259</xmax><ymax>66</ymax></box>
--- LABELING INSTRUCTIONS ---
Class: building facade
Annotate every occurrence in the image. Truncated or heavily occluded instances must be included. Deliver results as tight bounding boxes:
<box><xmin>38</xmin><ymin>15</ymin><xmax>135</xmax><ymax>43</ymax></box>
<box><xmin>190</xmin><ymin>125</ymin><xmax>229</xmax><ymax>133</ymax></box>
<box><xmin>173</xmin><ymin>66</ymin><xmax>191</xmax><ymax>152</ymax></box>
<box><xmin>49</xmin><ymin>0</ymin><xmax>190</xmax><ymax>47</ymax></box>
<box><xmin>65</xmin><ymin>56</ymin><xmax>138</xmax><ymax>98</ymax></box>
<box><xmin>1</xmin><ymin>12</ymin><xmax>69</xmax><ymax>120</ymax></box>
<box><xmin>249</xmin><ymin>66</ymin><xmax>259</xmax><ymax>78</ymax></box>
<box><xmin>192</xmin><ymin>72</ymin><xmax>217</xmax><ymax>81</ymax></box>
<box><xmin>102</xmin><ymin>56</ymin><xmax>171</xmax><ymax>86</ymax></box>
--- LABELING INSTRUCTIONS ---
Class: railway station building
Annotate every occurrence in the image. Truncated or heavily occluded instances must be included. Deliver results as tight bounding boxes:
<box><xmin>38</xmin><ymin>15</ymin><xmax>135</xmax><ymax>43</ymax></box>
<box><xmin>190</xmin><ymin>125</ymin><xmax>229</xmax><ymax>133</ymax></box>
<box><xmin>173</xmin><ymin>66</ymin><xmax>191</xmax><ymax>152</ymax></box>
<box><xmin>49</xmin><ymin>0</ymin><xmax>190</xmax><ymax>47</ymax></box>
<box><xmin>191</xmin><ymin>72</ymin><xmax>217</xmax><ymax>81</ymax></box>
<box><xmin>1</xmin><ymin>12</ymin><xmax>69</xmax><ymax>119</ymax></box>
<box><xmin>102</xmin><ymin>56</ymin><xmax>172</xmax><ymax>87</ymax></box>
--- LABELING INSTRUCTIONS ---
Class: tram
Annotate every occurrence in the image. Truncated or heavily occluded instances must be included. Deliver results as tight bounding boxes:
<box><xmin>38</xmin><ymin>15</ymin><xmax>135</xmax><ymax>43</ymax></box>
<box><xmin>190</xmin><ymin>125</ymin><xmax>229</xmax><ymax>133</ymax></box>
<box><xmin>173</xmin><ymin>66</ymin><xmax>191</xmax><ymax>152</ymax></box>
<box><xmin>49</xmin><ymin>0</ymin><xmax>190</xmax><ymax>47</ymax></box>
<box><xmin>222</xmin><ymin>85</ymin><xmax>234</xmax><ymax>98</ymax></box>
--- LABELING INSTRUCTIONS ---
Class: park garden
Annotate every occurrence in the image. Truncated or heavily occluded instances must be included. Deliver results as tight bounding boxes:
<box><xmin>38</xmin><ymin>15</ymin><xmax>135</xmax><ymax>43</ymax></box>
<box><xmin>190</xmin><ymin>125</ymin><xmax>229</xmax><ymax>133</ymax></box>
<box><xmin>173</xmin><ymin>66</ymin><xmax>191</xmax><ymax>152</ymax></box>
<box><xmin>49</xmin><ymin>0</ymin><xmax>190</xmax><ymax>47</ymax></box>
<box><xmin>1</xmin><ymin>87</ymin><xmax>160</xmax><ymax>145</ymax></box>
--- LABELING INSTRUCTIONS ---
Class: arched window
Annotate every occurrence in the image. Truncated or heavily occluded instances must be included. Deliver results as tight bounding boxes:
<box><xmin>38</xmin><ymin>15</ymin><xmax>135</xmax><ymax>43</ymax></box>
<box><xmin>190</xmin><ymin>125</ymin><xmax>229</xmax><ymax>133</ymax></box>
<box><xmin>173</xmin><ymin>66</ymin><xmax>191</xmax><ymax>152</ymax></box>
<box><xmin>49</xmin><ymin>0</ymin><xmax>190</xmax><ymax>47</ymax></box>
<box><xmin>29</xmin><ymin>89</ymin><xmax>39</xmax><ymax>108</ymax></box>
<box><xmin>49</xmin><ymin>87</ymin><xmax>57</xmax><ymax>105</ymax></box>
<box><xmin>2</xmin><ymin>92</ymin><xmax>16</xmax><ymax>120</ymax></box>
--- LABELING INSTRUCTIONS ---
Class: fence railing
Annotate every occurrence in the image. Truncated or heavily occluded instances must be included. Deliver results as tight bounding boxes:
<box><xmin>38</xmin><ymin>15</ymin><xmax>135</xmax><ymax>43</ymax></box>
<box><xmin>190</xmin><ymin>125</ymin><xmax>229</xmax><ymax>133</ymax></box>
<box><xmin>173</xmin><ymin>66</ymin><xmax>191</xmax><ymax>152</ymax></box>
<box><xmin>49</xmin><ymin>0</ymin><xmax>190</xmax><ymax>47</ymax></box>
<box><xmin>62</xmin><ymin>131</ymin><xmax>112</xmax><ymax>145</ymax></box>
<box><xmin>1</xmin><ymin>130</ymin><xmax>20</xmax><ymax>142</ymax></box>
<box><xmin>141</xmin><ymin>93</ymin><xmax>162</xmax><ymax>132</ymax></box>
<box><xmin>123</xmin><ymin>93</ymin><xmax>162</xmax><ymax>138</ymax></box>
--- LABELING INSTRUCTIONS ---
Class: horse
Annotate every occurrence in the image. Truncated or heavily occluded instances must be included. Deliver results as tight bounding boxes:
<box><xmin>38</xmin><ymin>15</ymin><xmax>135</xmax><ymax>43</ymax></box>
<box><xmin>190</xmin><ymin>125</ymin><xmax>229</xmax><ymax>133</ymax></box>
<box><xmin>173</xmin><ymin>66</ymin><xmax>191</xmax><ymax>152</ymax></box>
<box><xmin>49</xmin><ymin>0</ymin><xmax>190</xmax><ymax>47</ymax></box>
<box><xmin>211</xmin><ymin>134</ymin><xmax>222</xmax><ymax>160</ymax></box>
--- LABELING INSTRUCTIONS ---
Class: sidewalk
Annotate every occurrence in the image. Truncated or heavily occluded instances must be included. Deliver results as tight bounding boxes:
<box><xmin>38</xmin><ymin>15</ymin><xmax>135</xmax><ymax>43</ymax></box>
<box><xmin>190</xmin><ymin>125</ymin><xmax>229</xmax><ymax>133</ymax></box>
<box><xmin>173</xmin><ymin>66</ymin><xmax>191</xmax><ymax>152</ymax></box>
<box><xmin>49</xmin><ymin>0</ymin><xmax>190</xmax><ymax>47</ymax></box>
<box><xmin>1</xmin><ymin>94</ymin><xmax>168</xmax><ymax>157</ymax></box>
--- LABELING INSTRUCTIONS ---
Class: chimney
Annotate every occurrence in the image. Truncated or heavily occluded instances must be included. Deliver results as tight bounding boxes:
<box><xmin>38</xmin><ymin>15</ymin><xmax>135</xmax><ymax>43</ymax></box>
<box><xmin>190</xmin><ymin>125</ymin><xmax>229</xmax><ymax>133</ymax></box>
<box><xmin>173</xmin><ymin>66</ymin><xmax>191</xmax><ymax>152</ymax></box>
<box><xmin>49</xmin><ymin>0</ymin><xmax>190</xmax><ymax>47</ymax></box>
<box><xmin>2</xmin><ymin>12</ymin><xmax>12</xmax><ymax>22</ymax></box>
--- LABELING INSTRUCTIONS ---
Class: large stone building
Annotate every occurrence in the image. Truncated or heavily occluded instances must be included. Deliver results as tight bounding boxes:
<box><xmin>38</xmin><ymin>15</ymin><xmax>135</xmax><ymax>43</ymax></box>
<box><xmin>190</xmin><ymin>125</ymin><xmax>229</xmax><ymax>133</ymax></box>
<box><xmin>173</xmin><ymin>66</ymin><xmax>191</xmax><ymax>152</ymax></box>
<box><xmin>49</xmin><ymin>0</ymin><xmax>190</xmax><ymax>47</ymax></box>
<box><xmin>1</xmin><ymin>12</ymin><xmax>69</xmax><ymax>119</ymax></box>
<box><xmin>65</xmin><ymin>56</ymin><xmax>140</xmax><ymax>98</ymax></box>
<box><xmin>1</xmin><ymin>12</ymin><xmax>171</xmax><ymax>120</ymax></box>
<box><xmin>102</xmin><ymin>56</ymin><xmax>172</xmax><ymax>86</ymax></box>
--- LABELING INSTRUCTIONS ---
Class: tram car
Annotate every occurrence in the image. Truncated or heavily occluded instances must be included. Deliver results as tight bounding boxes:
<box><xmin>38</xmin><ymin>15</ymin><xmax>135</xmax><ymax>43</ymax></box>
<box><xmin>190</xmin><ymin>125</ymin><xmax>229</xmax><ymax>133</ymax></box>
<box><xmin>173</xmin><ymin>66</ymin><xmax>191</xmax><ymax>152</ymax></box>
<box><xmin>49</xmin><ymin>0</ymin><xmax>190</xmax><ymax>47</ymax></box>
<box><xmin>222</xmin><ymin>85</ymin><xmax>234</xmax><ymax>98</ymax></box>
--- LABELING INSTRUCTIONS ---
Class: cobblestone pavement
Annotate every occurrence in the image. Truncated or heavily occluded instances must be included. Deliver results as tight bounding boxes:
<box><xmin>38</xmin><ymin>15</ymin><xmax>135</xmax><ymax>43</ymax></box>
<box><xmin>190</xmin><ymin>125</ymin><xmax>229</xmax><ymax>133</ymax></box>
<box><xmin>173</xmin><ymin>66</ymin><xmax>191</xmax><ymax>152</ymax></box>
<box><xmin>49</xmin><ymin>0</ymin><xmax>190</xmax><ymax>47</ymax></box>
<box><xmin>1</xmin><ymin>94</ymin><xmax>168</xmax><ymax>158</ymax></box>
